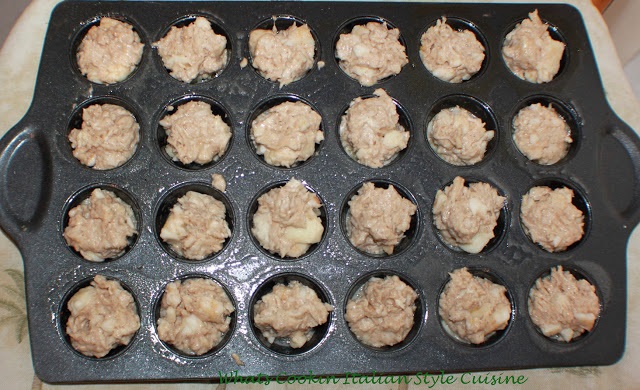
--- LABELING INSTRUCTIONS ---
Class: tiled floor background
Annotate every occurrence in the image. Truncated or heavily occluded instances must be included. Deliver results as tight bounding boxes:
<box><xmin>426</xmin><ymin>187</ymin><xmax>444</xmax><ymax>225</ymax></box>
<box><xmin>0</xmin><ymin>0</ymin><xmax>638</xmax><ymax>99</ymax></box>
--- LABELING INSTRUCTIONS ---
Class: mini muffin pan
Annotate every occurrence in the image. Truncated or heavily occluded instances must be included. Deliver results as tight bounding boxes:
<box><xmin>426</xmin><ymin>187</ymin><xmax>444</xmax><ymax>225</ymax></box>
<box><xmin>0</xmin><ymin>1</ymin><xmax>639</xmax><ymax>383</ymax></box>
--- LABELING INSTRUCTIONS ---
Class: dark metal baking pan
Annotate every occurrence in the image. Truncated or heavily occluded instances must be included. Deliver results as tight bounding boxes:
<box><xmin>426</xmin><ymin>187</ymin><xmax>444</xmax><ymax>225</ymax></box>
<box><xmin>0</xmin><ymin>1</ymin><xmax>639</xmax><ymax>383</ymax></box>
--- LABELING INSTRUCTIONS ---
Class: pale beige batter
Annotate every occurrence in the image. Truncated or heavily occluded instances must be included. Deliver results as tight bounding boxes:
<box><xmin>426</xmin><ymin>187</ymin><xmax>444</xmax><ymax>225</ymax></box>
<box><xmin>252</xmin><ymin>179</ymin><xmax>324</xmax><ymax>258</ymax></box>
<box><xmin>63</xmin><ymin>188</ymin><xmax>137</xmax><ymax>262</ymax></box>
<box><xmin>69</xmin><ymin>103</ymin><xmax>140</xmax><ymax>170</ymax></box>
<box><xmin>347</xmin><ymin>182</ymin><xmax>416</xmax><ymax>255</ymax></box>
<box><xmin>419</xmin><ymin>17</ymin><xmax>485</xmax><ymax>83</ymax></box>
<box><xmin>529</xmin><ymin>266</ymin><xmax>600</xmax><ymax>342</ymax></box>
<box><xmin>249</xmin><ymin>23</ymin><xmax>315</xmax><ymax>86</ymax></box>
<box><xmin>335</xmin><ymin>21</ymin><xmax>408</xmax><ymax>86</ymax></box>
<box><xmin>76</xmin><ymin>17</ymin><xmax>144</xmax><ymax>84</ymax></box>
<box><xmin>253</xmin><ymin>280</ymin><xmax>333</xmax><ymax>348</ymax></box>
<box><xmin>157</xmin><ymin>278</ymin><xmax>234</xmax><ymax>355</ymax></box>
<box><xmin>439</xmin><ymin>268</ymin><xmax>511</xmax><ymax>344</ymax></box>
<box><xmin>339</xmin><ymin>89</ymin><xmax>409</xmax><ymax>168</ymax></box>
<box><xmin>502</xmin><ymin>10</ymin><xmax>565</xmax><ymax>83</ymax></box>
<box><xmin>66</xmin><ymin>275</ymin><xmax>140</xmax><ymax>358</ymax></box>
<box><xmin>154</xmin><ymin>17</ymin><xmax>228</xmax><ymax>83</ymax></box>
<box><xmin>345</xmin><ymin>275</ymin><xmax>418</xmax><ymax>347</ymax></box>
<box><xmin>432</xmin><ymin>176</ymin><xmax>505</xmax><ymax>254</ymax></box>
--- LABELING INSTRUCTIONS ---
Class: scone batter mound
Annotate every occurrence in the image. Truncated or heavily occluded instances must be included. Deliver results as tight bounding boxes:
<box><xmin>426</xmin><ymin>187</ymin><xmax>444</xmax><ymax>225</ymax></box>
<box><xmin>345</xmin><ymin>275</ymin><xmax>418</xmax><ymax>348</ymax></box>
<box><xmin>249</xmin><ymin>23</ymin><xmax>315</xmax><ymax>86</ymax></box>
<box><xmin>160</xmin><ymin>191</ymin><xmax>231</xmax><ymax>260</ymax></box>
<box><xmin>159</xmin><ymin>100</ymin><xmax>231</xmax><ymax>165</ymax></box>
<box><xmin>66</xmin><ymin>275</ymin><xmax>140</xmax><ymax>358</ymax></box>
<box><xmin>528</xmin><ymin>266</ymin><xmax>600</xmax><ymax>342</ymax></box>
<box><xmin>69</xmin><ymin>103</ymin><xmax>140</xmax><ymax>170</ymax></box>
<box><xmin>502</xmin><ymin>10</ymin><xmax>565</xmax><ymax>83</ymax></box>
<box><xmin>63</xmin><ymin>188</ymin><xmax>137</xmax><ymax>262</ymax></box>
<box><xmin>251</xmin><ymin>179</ymin><xmax>324</xmax><ymax>258</ymax></box>
<box><xmin>520</xmin><ymin>186</ymin><xmax>584</xmax><ymax>252</ymax></box>
<box><xmin>253</xmin><ymin>280</ymin><xmax>333</xmax><ymax>348</ymax></box>
<box><xmin>432</xmin><ymin>176</ymin><xmax>505</xmax><ymax>254</ymax></box>
<box><xmin>347</xmin><ymin>182</ymin><xmax>417</xmax><ymax>255</ymax></box>
<box><xmin>427</xmin><ymin>105</ymin><xmax>494</xmax><ymax>166</ymax></box>
<box><xmin>419</xmin><ymin>17</ymin><xmax>485</xmax><ymax>83</ymax></box>
<box><xmin>157</xmin><ymin>278</ymin><xmax>235</xmax><ymax>355</ymax></box>
<box><xmin>154</xmin><ymin>17</ymin><xmax>228</xmax><ymax>83</ymax></box>
<box><xmin>340</xmin><ymin>88</ymin><xmax>409</xmax><ymax>168</ymax></box>
<box><xmin>439</xmin><ymin>268</ymin><xmax>511</xmax><ymax>344</ymax></box>
<box><xmin>251</xmin><ymin>101</ymin><xmax>323</xmax><ymax>168</ymax></box>
<box><xmin>76</xmin><ymin>17</ymin><xmax>144</xmax><ymax>84</ymax></box>
<box><xmin>335</xmin><ymin>21</ymin><xmax>408</xmax><ymax>86</ymax></box>
<box><xmin>513</xmin><ymin>103</ymin><xmax>572</xmax><ymax>165</ymax></box>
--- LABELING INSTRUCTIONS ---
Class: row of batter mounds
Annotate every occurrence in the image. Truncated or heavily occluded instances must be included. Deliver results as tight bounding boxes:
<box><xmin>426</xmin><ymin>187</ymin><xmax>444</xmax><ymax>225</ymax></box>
<box><xmin>66</xmin><ymin>93</ymin><xmax>580</xmax><ymax>171</ymax></box>
<box><xmin>58</xmin><ymin>265</ymin><xmax>601</xmax><ymax>361</ymax></box>
<box><xmin>61</xmin><ymin>177</ymin><xmax>591</xmax><ymax>263</ymax></box>
<box><xmin>70</xmin><ymin>14</ymin><xmax>568</xmax><ymax>86</ymax></box>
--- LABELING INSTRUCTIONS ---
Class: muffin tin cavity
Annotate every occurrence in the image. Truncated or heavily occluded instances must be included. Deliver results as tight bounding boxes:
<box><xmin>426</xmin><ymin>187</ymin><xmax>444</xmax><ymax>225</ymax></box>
<box><xmin>337</xmin><ymin>91</ymin><xmax>413</xmax><ymax>168</ymax></box>
<box><xmin>526</xmin><ymin>265</ymin><xmax>601</xmax><ymax>344</ymax></box>
<box><xmin>510</xmin><ymin>95</ymin><xmax>581</xmax><ymax>165</ymax></box>
<box><xmin>519</xmin><ymin>178</ymin><xmax>591</xmax><ymax>253</ymax></box>
<box><xmin>437</xmin><ymin>267</ymin><xmax>514</xmax><ymax>348</ymax></box>
<box><xmin>58</xmin><ymin>275</ymin><xmax>141</xmax><ymax>359</ymax></box>
<box><xmin>155</xmin><ymin>94</ymin><xmax>233</xmax><ymax>170</ymax></box>
<box><xmin>246</xmin><ymin>94</ymin><xmax>324</xmax><ymax>169</ymax></box>
<box><xmin>1</xmin><ymin>1</ymin><xmax>637</xmax><ymax>382</ymax></box>
<box><xmin>418</xmin><ymin>16</ymin><xmax>489</xmax><ymax>83</ymax></box>
<box><xmin>501</xmin><ymin>13</ymin><xmax>569</xmax><ymax>83</ymax></box>
<box><xmin>61</xmin><ymin>184</ymin><xmax>141</xmax><ymax>262</ymax></box>
<box><xmin>154</xmin><ymin>182</ymin><xmax>234</xmax><ymax>262</ymax></box>
<box><xmin>152</xmin><ymin>274</ymin><xmax>237</xmax><ymax>358</ymax></box>
<box><xmin>425</xmin><ymin>95</ymin><xmax>499</xmax><ymax>166</ymax></box>
<box><xmin>153</xmin><ymin>14</ymin><xmax>232</xmax><ymax>83</ymax></box>
<box><xmin>431</xmin><ymin>176</ymin><xmax>508</xmax><ymax>254</ymax></box>
<box><xmin>247</xmin><ymin>179</ymin><xmax>327</xmax><ymax>260</ymax></box>
<box><xmin>340</xmin><ymin>179</ymin><xmax>420</xmax><ymax>258</ymax></box>
<box><xmin>344</xmin><ymin>270</ymin><xmax>424</xmax><ymax>352</ymax></box>
<box><xmin>249</xmin><ymin>273</ymin><xmax>334</xmax><ymax>355</ymax></box>
<box><xmin>247</xmin><ymin>15</ymin><xmax>320</xmax><ymax>85</ymax></box>
<box><xmin>66</xmin><ymin>96</ymin><xmax>142</xmax><ymax>170</ymax></box>
<box><xmin>333</xmin><ymin>16</ymin><xmax>408</xmax><ymax>85</ymax></box>
<box><xmin>70</xmin><ymin>15</ymin><xmax>147</xmax><ymax>84</ymax></box>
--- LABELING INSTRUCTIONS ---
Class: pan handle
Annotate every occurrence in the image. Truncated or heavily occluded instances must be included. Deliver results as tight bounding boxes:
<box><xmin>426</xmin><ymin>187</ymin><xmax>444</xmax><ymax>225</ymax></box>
<box><xmin>602</xmin><ymin>120</ymin><xmax>640</xmax><ymax>228</ymax></box>
<box><xmin>0</xmin><ymin>120</ymin><xmax>52</xmax><ymax>243</ymax></box>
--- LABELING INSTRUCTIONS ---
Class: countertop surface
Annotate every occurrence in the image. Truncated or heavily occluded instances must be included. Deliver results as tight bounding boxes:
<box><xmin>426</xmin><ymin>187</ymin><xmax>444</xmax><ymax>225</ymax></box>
<box><xmin>0</xmin><ymin>0</ymin><xmax>639</xmax><ymax>389</ymax></box>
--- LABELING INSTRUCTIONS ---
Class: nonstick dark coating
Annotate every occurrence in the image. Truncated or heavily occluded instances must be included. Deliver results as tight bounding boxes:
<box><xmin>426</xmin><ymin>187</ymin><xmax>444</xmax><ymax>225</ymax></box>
<box><xmin>0</xmin><ymin>1</ymin><xmax>639</xmax><ymax>383</ymax></box>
